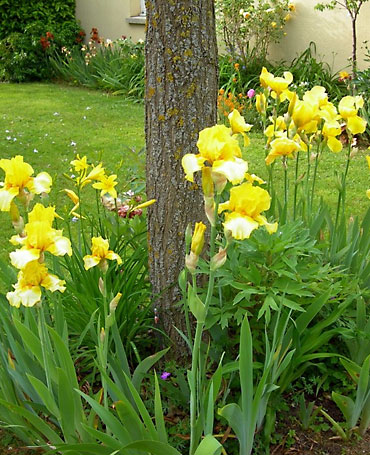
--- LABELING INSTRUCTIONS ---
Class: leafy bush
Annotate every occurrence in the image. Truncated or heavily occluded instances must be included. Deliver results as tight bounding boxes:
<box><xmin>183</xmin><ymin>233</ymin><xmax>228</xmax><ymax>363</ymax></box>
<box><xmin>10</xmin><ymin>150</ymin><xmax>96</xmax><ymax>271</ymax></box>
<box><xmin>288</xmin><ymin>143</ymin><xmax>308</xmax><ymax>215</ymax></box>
<box><xmin>0</xmin><ymin>0</ymin><xmax>76</xmax><ymax>39</ymax></box>
<box><xmin>0</xmin><ymin>20</ymin><xmax>84</xmax><ymax>82</ymax></box>
<box><xmin>216</xmin><ymin>0</ymin><xmax>294</xmax><ymax>65</ymax></box>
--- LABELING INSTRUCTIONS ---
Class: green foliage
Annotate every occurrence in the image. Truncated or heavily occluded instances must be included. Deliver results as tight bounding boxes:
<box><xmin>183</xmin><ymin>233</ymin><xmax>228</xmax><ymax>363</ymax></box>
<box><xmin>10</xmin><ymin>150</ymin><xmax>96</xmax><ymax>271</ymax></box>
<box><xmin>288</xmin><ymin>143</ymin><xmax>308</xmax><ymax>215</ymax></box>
<box><xmin>0</xmin><ymin>0</ymin><xmax>76</xmax><ymax>39</ymax></box>
<box><xmin>0</xmin><ymin>20</ymin><xmax>84</xmax><ymax>82</ymax></box>
<box><xmin>51</xmin><ymin>36</ymin><xmax>145</xmax><ymax>101</ymax></box>
<box><xmin>216</xmin><ymin>0</ymin><xmax>293</xmax><ymax>65</ymax></box>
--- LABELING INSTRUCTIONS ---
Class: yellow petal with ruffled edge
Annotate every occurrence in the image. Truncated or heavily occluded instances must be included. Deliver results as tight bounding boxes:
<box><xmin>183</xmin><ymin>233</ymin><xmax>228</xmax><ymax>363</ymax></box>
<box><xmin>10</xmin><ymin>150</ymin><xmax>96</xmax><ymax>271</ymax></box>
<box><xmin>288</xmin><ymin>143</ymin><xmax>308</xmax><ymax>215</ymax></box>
<box><xmin>46</xmin><ymin>233</ymin><xmax>72</xmax><ymax>257</ymax></box>
<box><xmin>0</xmin><ymin>187</ymin><xmax>19</xmax><ymax>211</ymax></box>
<box><xmin>366</xmin><ymin>156</ymin><xmax>370</xmax><ymax>169</ymax></box>
<box><xmin>347</xmin><ymin>116</ymin><xmax>367</xmax><ymax>135</ymax></box>
<box><xmin>27</xmin><ymin>172</ymin><xmax>52</xmax><ymax>194</ymax></box>
<box><xmin>105</xmin><ymin>251</ymin><xmax>122</xmax><ymax>264</ymax></box>
<box><xmin>255</xmin><ymin>215</ymin><xmax>278</xmax><ymax>234</ymax></box>
<box><xmin>83</xmin><ymin>255</ymin><xmax>101</xmax><ymax>270</ymax></box>
<box><xmin>367</xmin><ymin>189</ymin><xmax>370</xmax><ymax>199</ymax></box>
<box><xmin>28</xmin><ymin>203</ymin><xmax>57</xmax><ymax>225</ymax></box>
<box><xmin>7</xmin><ymin>286</ymin><xmax>42</xmax><ymax>308</ymax></box>
<box><xmin>10</xmin><ymin>248</ymin><xmax>41</xmax><ymax>269</ymax></box>
<box><xmin>223</xmin><ymin>212</ymin><xmax>259</xmax><ymax>240</ymax></box>
<box><xmin>212</xmin><ymin>158</ymin><xmax>248</xmax><ymax>185</ymax></box>
<box><xmin>41</xmin><ymin>273</ymin><xmax>66</xmax><ymax>292</ymax></box>
<box><xmin>181</xmin><ymin>154</ymin><xmax>205</xmax><ymax>182</ymax></box>
<box><xmin>327</xmin><ymin>136</ymin><xmax>343</xmax><ymax>153</ymax></box>
<box><xmin>228</xmin><ymin>109</ymin><xmax>253</xmax><ymax>136</ymax></box>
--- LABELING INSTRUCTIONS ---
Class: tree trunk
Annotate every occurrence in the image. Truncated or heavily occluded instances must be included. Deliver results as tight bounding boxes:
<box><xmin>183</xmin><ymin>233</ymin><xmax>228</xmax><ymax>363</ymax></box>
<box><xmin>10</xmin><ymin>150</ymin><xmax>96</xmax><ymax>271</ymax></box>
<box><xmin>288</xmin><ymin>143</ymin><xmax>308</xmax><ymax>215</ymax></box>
<box><xmin>145</xmin><ymin>0</ymin><xmax>218</xmax><ymax>359</ymax></box>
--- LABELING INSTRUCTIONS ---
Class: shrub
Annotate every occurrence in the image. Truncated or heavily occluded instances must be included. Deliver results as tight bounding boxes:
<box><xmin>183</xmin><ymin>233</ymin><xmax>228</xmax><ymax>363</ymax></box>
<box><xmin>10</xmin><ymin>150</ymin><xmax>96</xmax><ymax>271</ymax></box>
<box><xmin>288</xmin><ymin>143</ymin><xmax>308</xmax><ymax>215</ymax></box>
<box><xmin>216</xmin><ymin>0</ymin><xmax>294</xmax><ymax>66</ymax></box>
<box><xmin>0</xmin><ymin>20</ymin><xmax>84</xmax><ymax>82</ymax></box>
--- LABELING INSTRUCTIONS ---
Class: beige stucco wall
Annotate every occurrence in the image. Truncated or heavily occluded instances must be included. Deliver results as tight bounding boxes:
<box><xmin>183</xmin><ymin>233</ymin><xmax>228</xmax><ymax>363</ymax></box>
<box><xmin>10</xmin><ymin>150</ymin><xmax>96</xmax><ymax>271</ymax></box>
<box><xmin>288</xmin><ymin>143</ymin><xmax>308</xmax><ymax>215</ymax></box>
<box><xmin>75</xmin><ymin>0</ymin><xmax>146</xmax><ymax>43</ymax></box>
<box><xmin>269</xmin><ymin>0</ymin><xmax>370</xmax><ymax>72</ymax></box>
<box><xmin>75</xmin><ymin>0</ymin><xmax>369</xmax><ymax>72</ymax></box>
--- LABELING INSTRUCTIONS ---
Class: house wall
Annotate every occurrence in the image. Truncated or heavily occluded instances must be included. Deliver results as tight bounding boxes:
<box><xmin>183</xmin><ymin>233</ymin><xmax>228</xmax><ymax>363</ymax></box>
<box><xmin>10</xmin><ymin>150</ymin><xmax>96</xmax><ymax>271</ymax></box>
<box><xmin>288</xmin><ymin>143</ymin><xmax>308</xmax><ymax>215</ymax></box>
<box><xmin>269</xmin><ymin>0</ymin><xmax>370</xmax><ymax>72</ymax></box>
<box><xmin>75</xmin><ymin>0</ymin><xmax>370</xmax><ymax>72</ymax></box>
<box><xmin>75</xmin><ymin>0</ymin><xmax>145</xmax><ymax>43</ymax></box>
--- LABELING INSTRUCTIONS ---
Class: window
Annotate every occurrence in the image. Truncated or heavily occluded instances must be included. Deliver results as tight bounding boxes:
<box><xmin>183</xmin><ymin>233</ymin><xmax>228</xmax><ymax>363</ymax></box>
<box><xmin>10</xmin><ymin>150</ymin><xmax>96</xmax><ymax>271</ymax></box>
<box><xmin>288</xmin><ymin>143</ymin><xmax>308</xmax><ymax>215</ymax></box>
<box><xmin>140</xmin><ymin>0</ymin><xmax>146</xmax><ymax>15</ymax></box>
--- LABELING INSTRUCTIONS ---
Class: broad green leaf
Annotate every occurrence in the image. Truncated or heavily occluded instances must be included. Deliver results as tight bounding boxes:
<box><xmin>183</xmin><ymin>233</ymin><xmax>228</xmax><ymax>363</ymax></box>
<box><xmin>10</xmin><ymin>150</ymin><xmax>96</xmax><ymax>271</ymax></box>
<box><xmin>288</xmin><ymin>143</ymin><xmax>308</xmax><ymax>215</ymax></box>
<box><xmin>120</xmin><ymin>440</ymin><xmax>181</xmax><ymax>455</ymax></box>
<box><xmin>76</xmin><ymin>390</ymin><xmax>132</xmax><ymax>445</ymax></box>
<box><xmin>332</xmin><ymin>392</ymin><xmax>354</xmax><ymax>428</ymax></box>
<box><xmin>194</xmin><ymin>434</ymin><xmax>222</xmax><ymax>455</ymax></box>
<box><xmin>57</xmin><ymin>367</ymin><xmax>79</xmax><ymax>444</ymax></box>
<box><xmin>0</xmin><ymin>398</ymin><xmax>63</xmax><ymax>445</ymax></box>
<box><xmin>27</xmin><ymin>374</ymin><xmax>60</xmax><ymax>420</ymax></box>
<box><xmin>132</xmin><ymin>348</ymin><xmax>169</xmax><ymax>391</ymax></box>
<box><xmin>154</xmin><ymin>374</ymin><xmax>167</xmax><ymax>443</ymax></box>
<box><xmin>188</xmin><ymin>284</ymin><xmax>206</xmax><ymax>322</ymax></box>
<box><xmin>115</xmin><ymin>400</ymin><xmax>145</xmax><ymax>441</ymax></box>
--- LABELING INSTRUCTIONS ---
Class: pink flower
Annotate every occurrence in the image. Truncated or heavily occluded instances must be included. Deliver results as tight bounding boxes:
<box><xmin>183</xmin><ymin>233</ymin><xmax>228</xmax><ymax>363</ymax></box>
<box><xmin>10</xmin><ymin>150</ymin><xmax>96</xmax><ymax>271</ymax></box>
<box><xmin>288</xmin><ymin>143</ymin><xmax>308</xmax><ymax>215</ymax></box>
<box><xmin>247</xmin><ymin>89</ymin><xmax>255</xmax><ymax>99</ymax></box>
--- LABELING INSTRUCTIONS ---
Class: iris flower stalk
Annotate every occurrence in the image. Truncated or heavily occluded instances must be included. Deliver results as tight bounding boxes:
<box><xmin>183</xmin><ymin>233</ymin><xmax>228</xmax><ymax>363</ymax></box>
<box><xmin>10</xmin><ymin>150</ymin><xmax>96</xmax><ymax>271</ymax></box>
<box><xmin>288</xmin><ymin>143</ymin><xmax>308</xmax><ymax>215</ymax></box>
<box><xmin>189</xmin><ymin>195</ymin><xmax>220</xmax><ymax>455</ymax></box>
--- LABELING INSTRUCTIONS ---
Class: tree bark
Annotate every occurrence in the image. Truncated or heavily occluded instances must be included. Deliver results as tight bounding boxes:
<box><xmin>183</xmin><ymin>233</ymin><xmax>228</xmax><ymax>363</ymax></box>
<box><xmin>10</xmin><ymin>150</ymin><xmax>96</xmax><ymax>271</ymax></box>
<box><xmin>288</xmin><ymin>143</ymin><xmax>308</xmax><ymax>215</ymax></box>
<box><xmin>145</xmin><ymin>0</ymin><xmax>218</xmax><ymax>358</ymax></box>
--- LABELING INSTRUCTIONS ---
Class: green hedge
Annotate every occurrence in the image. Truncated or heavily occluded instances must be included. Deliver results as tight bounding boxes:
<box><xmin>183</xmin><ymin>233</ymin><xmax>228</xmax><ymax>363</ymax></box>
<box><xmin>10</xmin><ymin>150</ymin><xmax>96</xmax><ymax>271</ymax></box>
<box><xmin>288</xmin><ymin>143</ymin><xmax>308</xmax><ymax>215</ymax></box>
<box><xmin>0</xmin><ymin>0</ymin><xmax>76</xmax><ymax>39</ymax></box>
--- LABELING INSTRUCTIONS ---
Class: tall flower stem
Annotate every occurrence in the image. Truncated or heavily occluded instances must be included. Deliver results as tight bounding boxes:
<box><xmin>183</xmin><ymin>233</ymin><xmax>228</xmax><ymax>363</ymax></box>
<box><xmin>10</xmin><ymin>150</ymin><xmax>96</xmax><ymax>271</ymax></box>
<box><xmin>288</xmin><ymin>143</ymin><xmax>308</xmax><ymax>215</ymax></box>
<box><xmin>310</xmin><ymin>134</ymin><xmax>323</xmax><ymax>214</ymax></box>
<box><xmin>38</xmin><ymin>303</ymin><xmax>52</xmax><ymax>391</ymax></box>
<box><xmin>189</xmin><ymin>197</ymin><xmax>219</xmax><ymax>455</ymax></box>
<box><xmin>293</xmin><ymin>152</ymin><xmax>300</xmax><ymax>220</ymax></box>
<box><xmin>305</xmin><ymin>143</ymin><xmax>311</xmax><ymax>220</ymax></box>
<box><xmin>283</xmin><ymin>157</ymin><xmax>288</xmax><ymax>210</ymax></box>
<box><xmin>334</xmin><ymin>136</ymin><xmax>352</xmax><ymax>229</ymax></box>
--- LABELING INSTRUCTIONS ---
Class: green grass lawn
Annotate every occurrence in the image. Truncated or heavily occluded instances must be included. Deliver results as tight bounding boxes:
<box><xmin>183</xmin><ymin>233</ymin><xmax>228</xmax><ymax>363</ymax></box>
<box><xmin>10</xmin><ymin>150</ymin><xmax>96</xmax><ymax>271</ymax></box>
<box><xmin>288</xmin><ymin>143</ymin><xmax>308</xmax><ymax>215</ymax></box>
<box><xmin>1</xmin><ymin>82</ymin><xmax>369</xmax><ymax>264</ymax></box>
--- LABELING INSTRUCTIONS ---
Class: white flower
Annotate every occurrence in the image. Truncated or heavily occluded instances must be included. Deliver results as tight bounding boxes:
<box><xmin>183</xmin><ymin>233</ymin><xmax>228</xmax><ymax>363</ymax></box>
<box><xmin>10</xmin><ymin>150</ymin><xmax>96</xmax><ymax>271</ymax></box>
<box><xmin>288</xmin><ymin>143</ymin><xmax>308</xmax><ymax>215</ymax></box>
<box><xmin>70</xmin><ymin>141</ymin><xmax>76</xmax><ymax>147</ymax></box>
<box><xmin>33</xmin><ymin>149</ymin><xmax>38</xmax><ymax>153</ymax></box>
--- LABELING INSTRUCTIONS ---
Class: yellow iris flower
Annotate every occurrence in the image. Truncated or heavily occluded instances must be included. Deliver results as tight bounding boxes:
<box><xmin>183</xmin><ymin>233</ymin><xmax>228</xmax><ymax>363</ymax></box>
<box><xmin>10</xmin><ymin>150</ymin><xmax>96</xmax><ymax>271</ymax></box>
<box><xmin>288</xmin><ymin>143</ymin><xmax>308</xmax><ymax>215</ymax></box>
<box><xmin>6</xmin><ymin>260</ymin><xmax>66</xmax><ymax>308</ymax></box>
<box><xmin>265</xmin><ymin>136</ymin><xmax>301</xmax><ymax>165</ymax></box>
<box><xmin>182</xmin><ymin>124</ymin><xmax>248</xmax><ymax>185</ymax></box>
<box><xmin>83</xmin><ymin>237</ymin><xmax>122</xmax><ymax>271</ymax></box>
<box><xmin>219</xmin><ymin>182</ymin><xmax>277</xmax><ymax>240</ymax></box>
<box><xmin>92</xmin><ymin>174</ymin><xmax>118</xmax><ymax>198</ymax></box>
<box><xmin>228</xmin><ymin>109</ymin><xmax>253</xmax><ymax>146</ymax></box>
<box><xmin>322</xmin><ymin>120</ymin><xmax>343</xmax><ymax>153</ymax></box>
<box><xmin>0</xmin><ymin>155</ymin><xmax>52</xmax><ymax>211</ymax></box>
<box><xmin>260</xmin><ymin>67</ymin><xmax>293</xmax><ymax>98</ymax></box>
<box><xmin>338</xmin><ymin>96</ymin><xmax>367</xmax><ymax>135</ymax></box>
<box><xmin>255</xmin><ymin>93</ymin><xmax>267</xmax><ymax>114</ymax></box>
<box><xmin>291</xmin><ymin>99</ymin><xmax>319</xmax><ymax>134</ymax></box>
<box><xmin>9</xmin><ymin>203</ymin><xmax>72</xmax><ymax>269</ymax></box>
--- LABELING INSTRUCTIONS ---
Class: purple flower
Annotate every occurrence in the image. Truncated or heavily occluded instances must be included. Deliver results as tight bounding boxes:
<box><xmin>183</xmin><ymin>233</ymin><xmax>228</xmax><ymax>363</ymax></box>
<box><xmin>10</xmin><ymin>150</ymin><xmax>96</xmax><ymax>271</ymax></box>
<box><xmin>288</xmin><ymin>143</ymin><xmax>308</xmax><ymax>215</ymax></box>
<box><xmin>247</xmin><ymin>89</ymin><xmax>255</xmax><ymax>99</ymax></box>
<box><xmin>160</xmin><ymin>371</ymin><xmax>171</xmax><ymax>380</ymax></box>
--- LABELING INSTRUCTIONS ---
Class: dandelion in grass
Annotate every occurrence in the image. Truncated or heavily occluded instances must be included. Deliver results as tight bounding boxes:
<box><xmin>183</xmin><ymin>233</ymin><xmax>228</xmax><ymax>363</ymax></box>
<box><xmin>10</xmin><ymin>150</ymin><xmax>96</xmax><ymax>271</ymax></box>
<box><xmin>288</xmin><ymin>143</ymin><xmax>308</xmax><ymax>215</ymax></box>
<box><xmin>219</xmin><ymin>182</ymin><xmax>277</xmax><ymax>240</ymax></box>
<box><xmin>0</xmin><ymin>155</ymin><xmax>52</xmax><ymax>211</ymax></box>
<box><xmin>83</xmin><ymin>236</ymin><xmax>122</xmax><ymax>272</ymax></box>
<box><xmin>6</xmin><ymin>261</ymin><xmax>66</xmax><ymax>308</ymax></box>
